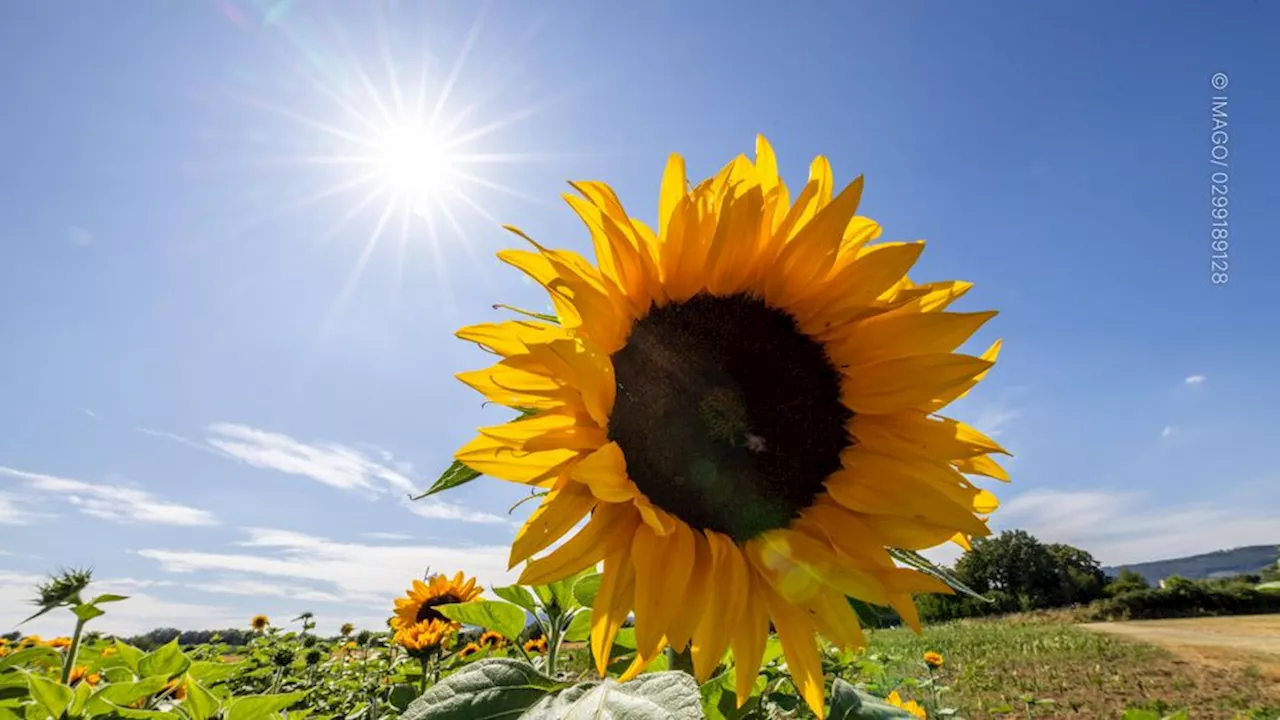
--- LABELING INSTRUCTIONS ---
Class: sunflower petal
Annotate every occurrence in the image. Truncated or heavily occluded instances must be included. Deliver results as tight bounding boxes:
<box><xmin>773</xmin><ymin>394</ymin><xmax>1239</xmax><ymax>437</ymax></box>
<box><xmin>765</xmin><ymin>177</ymin><xmax>864</xmax><ymax>306</ymax></box>
<box><xmin>849</xmin><ymin>411</ymin><xmax>1008</xmax><ymax>463</ymax></box>
<box><xmin>730</xmin><ymin>572</ymin><xmax>770</xmax><ymax>709</ymax></box>
<box><xmin>631</xmin><ymin>522</ymin><xmax>696</xmax><ymax>659</ymax></box>
<box><xmin>568</xmin><ymin>442</ymin><xmax>640</xmax><ymax>502</ymax></box>
<box><xmin>828</xmin><ymin>311</ymin><xmax>998</xmax><ymax>367</ymax></box>
<box><xmin>479</xmin><ymin>409</ymin><xmax>606</xmax><ymax>452</ymax></box>
<box><xmin>954</xmin><ymin>454</ymin><xmax>1011</xmax><ymax>482</ymax></box>
<box><xmin>659</xmin><ymin>153</ymin><xmax>687</xmax><ymax>237</ymax></box>
<box><xmin>518</xmin><ymin>504</ymin><xmax>637</xmax><ymax>586</ymax></box>
<box><xmin>663</xmin><ymin>530</ymin><xmax>710</xmax><ymax>654</ymax></box>
<box><xmin>763</xmin><ymin>585</ymin><xmax>828</xmax><ymax>719</ymax></box>
<box><xmin>825</xmin><ymin>460</ymin><xmax>992</xmax><ymax>537</ymax></box>
<box><xmin>509</xmin><ymin>479</ymin><xmax>597</xmax><ymax>569</ymax></box>
<box><xmin>455</xmin><ymin>433</ymin><xmax>579</xmax><ymax>486</ymax></box>
<box><xmin>591</xmin><ymin>544</ymin><xmax>637</xmax><ymax>676</ymax></box>
<box><xmin>691</xmin><ymin>532</ymin><xmax>746</xmax><ymax>682</ymax></box>
<box><xmin>795</xmin><ymin>241</ymin><xmax>925</xmax><ymax>333</ymax></box>
<box><xmin>841</xmin><ymin>353</ymin><xmax>994</xmax><ymax>415</ymax></box>
<box><xmin>521</xmin><ymin>338</ymin><xmax>616</xmax><ymax>427</ymax></box>
<box><xmin>456</xmin><ymin>320</ymin><xmax>566</xmax><ymax>357</ymax></box>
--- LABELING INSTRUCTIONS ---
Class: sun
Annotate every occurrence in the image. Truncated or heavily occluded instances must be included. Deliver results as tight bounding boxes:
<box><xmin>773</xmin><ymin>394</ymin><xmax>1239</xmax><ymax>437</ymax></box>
<box><xmin>373</xmin><ymin>122</ymin><xmax>459</xmax><ymax>215</ymax></box>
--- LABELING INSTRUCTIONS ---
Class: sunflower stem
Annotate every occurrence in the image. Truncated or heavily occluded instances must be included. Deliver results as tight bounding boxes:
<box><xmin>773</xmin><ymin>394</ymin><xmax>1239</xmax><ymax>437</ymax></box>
<box><xmin>59</xmin><ymin>616</ymin><xmax>87</xmax><ymax>684</ymax></box>
<box><xmin>665</xmin><ymin>643</ymin><xmax>695</xmax><ymax>677</ymax></box>
<box><xmin>419</xmin><ymin>656</ymin><xmax>430</xmax><ymax>694</ymax></box>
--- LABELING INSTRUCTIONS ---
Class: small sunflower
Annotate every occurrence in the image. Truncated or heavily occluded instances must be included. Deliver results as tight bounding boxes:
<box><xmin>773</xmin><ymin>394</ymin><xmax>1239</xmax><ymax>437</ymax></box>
<box><xmin>523</xmin><ymin>636</ymin><xmax>548</xmax><ymax>655</ymax></box>
<box><xmin>101</xmin><ymin>646</ymin><xmax>118</xmax><ymax>658</ymax></box>
<box><xmin>391</xmin><ymin>571</ymin><xmax>483</xmax><ymax>632</ymax></box>
<box><xmin>19</xmin><ymin>635</ymin><xmax>42</xmax><ymax>648</ymax></box>
<box><xmin>161</xmin><ymin>678</ymin><xmax>187</xmax><ymax>700</ymax></box>
<box><xmin>885</xmin><ymin>691</ymin><xmax>927</xmax><ymax>719</ymax></box>
<box><xmin>0</xmin><ymin>647</ymin><xmax>8</xmax><ymax>659</ymax></box>
<box><xmin>478</xmin><ymin>630</ymin><xmax>505</xmax><ymax>649</ymax></box>
<box><xmin>68</xmin><ymin>666</ymin><xmax>90</xmax><ymax>685</ymax></box>
<box><xmin>923</xmin><ymin>650</ymin><xmax>944</xmax><ymax>669</ymax></box>
<box><xmin>454</xmin><ymin>136</ymin><xmax>1007</xmax><ymax>718</ymax></box>
<box><xmin>340</xmin><ymin>622</ymin><xmax>355</xmax><ymax>637</ymax></box>
<box><xmin>393</xmin><ymin>618</ymin><xmax>454</xmax><ymax>654</ymax></box>
<box><xmin>458</xmin><ymin>642</ymin><xmax>482</xmax><ymax>659</ymax></box>
<box><xmin>250</xmin><ymin>614</ymin><xmax>270</xmax><ymax>632</ymax></box>
<box><xmin>47</xmin><ymin>637</ymin><xmax>72</xmax><ymax>650</ymax></box>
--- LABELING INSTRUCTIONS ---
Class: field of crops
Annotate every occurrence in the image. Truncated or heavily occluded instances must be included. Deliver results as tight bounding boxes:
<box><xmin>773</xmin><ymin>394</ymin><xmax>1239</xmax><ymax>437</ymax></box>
<box><xmin>3</xmin><ymin>569</ymin><xmax>1278</xmax><ymax>720</ymax></box>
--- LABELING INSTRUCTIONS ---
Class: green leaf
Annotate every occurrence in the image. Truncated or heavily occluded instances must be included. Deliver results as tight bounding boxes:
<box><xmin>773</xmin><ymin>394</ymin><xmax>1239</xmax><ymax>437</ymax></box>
<box><xmin>888</xmin><ymin>548</ymin><xmax>990</xmax><ymax>602</ymax></box>
<box><xmin>72</xmin><ymin>603</ymin><xmax>106</xmax><ymax>622</ymax></box>
<box><xmin>224</xmin><ymin>692</ymin><xmax>307</xmax><ymax>720</ymax></box>
<box><xmin>526</xmin><ymin>672</ymin><xmax>703</xmax><ymax>719</ymax></box>
<box><xmin>0</xmin><ymin>707</ymin><xmax>21</xmax><ymax>720</ymax></box>
<box><xmin>435</xmin><ymin>601</ymin><xmax>528</xmax><ymax>643</ymax></box>
<box><xmin>24</xmin><ymin>674</ymin><xmax>73</xmax><ymax>720</ymax></box>
<box><xmin>69</xmin><ymin>680</ymin><xmax>94</xmax><ymax>717</ymax></box>
<box><xmin>182</xmin><ymin>677</ymin><xmax>221</xmax><ymax>720</ymax></box>
<box><xmin>138</xmin><ymin>639</ymin><xmax>191</xmax><ymax>678</ymax></box>
<box><xmin>562</xmin><ymin>609</ymin><xmax>592</xmax><ymax>643</ymax></box>
<box><xmin>387</xmin><ymin>684</ymin><xmax>417</xmax><ymax>713</ymax></box>
<box><xmin>187</xmin><ymin>660</ymin><xmax>239</xmax><ymax>685</ymax></box>
<box><xmin>492</xmin><ymin>304</ymin><xmax>560</xmax><ymax>324</ymax></box>
<box><xmin>111</xmin><ymin>641</ymin><xmax>146</xmax><ymax>672</ymax></box>
<box><xmin>611</xmin><ymin>628</ymin><xmax>637</xmax><ymax>651</ymax></box>
<box><xmin>89</xmin><ymin>593</ymin><xmax>129</xmax><ymax>605</ymax></box>
<box><xmin>828</xmin><ymin>679</ymin><xmax>863</xmax><ymax>719</ymax></box>
<box><xmin>102</xmin><ymin>706</ymin><xmax>181</xmax><ymax>719</ymax></box>
<box><xmin>700</xmin><ymin>672</ymin><xmax>760</xmax><ymax>720</ymax></box>
<box><xmin>571</xmin><ymin>574</ymin><xmax>602</xmax><ymax>609</ymax></box>
<box><xmin>530</xmin><ymin>583</ymin><xmax>554</xmax><ymax>610</ymax></box>
<box><xmin>0</xmin><ymin>648</ymin><xmax>62</xmax><ymax>672</ymax></box>
<box><xmin>491</xmin><ymin>585</ymin><xmax>539</xmax><ymax>614</ymax></box>
<box><xmin>88</xmin><ymin>676</ymin><xmax>171</xmax><ymax>713</ymax></box>
<box><xmin>412</xmin><ymin>460</ymin><xmax>480</xmax><ymax>500</ymax></box>
<box><xmin>400</xmin><ymin>658</ymin><xmax>565</xmax><ymax>720</ymax></box>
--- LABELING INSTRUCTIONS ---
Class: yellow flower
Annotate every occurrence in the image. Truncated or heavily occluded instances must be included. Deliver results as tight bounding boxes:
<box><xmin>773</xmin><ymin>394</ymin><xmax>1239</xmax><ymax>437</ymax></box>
<box><xmin>391</xmin><ymin>572</ymin><xmax>483</xmax><ymax>632</ymax></box>
<box><xmin>86</xmin><ymin>673</ymin><xmax>101</xmax><ymax>686</ymax></box>
<box><xmin>0</xmin><ymin>647</ymin><xmax>9</xmax><ymax>659</ymax></box>
<box><xmin>478</xmin><ymin>630</ymin><xmax>505</xmax><ymax>649</ymax></box>
<box><xmin>340</xmin><ymin>623</ymin><xmax>355</xmax><ymax>637</ymax></box>
<box><xmin>886</xmin><ymin>691</ymin><xmax>927</xmax><ymax>719</ymax></box>
<box><xmin>68</xmin><ymin>666</ymin><xmax>90</xmax><ymax>685</ymax></box>
<box><xmin>393</xmin><ymin>619</ymin><xmax>454</xmax><ymax>654</ymax></box>
<box><xmin>101</xmin><ymin>646</ymin><xmax>118</xmax><ymax>658</ymax></box>
<box><xmin>453</xmin><ymin>136</ymin><xmax>1007</xmax><ymax>719</ymax></box>
<box><xmin>458</xmin><ymin>642</ymin><xmax>482</xmax><ymax>659</ymax></box>
<box><xmin>19</xmin><ymin>635</ymin><xmax>42</xmax><ymax>648</ymax></box>
<box><xmin>47</xmin><ymin>637</ymin><xmax>72</xmax><ymax>650</ymax></box>
<box><xmin>923</xmin><ymin>650</ymin><xmax>944</xmax><ymax>668</ymax></box>
<box><xmin>251</xmin><ymin>614</ymin><xmax>270</xmax><ymax>632</ymax></box>
<box><xmin>522</xmin><ymin>636</ymin><xmax>548</xmax><ymax>655</ymax></box>
<box><xmin>161</xmin><ymin>678</ymin><xmax>187</xmax><ymax>700</ymax></box>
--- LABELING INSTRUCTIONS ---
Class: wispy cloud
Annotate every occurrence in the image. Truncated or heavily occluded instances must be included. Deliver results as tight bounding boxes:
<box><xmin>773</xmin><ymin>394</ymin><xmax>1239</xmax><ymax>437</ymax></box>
<box><xmin>0</xmin><ymin>491</ymin><xmax>55</xmax><ymax>525</ymax></box>
<box><xmin>140</xmin><ymin>424</ymin><xmax>508</xmax><ymax>524</ymax></box>
<box><xmin>137</xmin><ymin>527</ymin><xmax>519</xmax><ymax>606</ymax></box>
<box><xmin>1161</xmin><ymin>426</ymin><xmax>1175</xmax><ymax>438</ymax></box>
<box><xmin>1184</xmin><ymin>374</ymin><xmax>1207</xmax><ymax>385</ymax></box>
<box><xmin>0</xmin><ymin>467</ymin><xmax>216</xmax><ymax>527</ymax></box>
<box><xmin>971</xmin><ymin>405</ymin><xmax>1020</xmax><ymax>438</ymax></box>
<box><xmin>361</xmin><ymin>531</ymin><xmax>414</xmax><ymax>541</ymax></box>
<box><xmin>992</xmin><ymin>489</ymin><xmax>1278</xmax><ymax>566</ymax></box>
<box><xmin>81</xmin><ymin>408</ymin><xmax>100</xmax><ymax>420</ymax></box>
<box><xmin>184</xmin><ymin>579</ymin><xmax>347</xmax><ymax>604</ymax></box>
<box><xmin>68</xmin><ymin>226</ymin><xmax>94</xmax><ymax>247</ymax></box>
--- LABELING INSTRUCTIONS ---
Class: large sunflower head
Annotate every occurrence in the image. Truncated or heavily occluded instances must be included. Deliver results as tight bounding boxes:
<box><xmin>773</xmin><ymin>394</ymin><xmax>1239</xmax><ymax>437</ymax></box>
<box><xmin>393</xmin><ymin>618</ymin><xmax>454</xmax><ymax>655</ymax></box>
<box><xmin>390</xmin><ymin>571</ymin><xmax>483</xmax><ymax>632</ymax></box>
<box><xmin>454</xmin><ymin>136</ymin><xmax>1008</xmax><ymax>719</ymax></box>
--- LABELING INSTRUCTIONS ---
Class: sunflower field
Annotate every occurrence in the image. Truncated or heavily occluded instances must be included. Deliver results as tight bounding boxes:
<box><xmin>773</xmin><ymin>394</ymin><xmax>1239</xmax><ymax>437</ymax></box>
<box><xmin>7</xmin><ymin>138</ymin><xmax>1256</xmax><ymax>720</ymax></box>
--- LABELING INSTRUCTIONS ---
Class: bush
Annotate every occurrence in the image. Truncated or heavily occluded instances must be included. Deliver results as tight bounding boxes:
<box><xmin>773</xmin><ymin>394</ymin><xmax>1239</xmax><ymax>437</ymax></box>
<box><xmin>1078</xmin><ymin>578</ymin><xmax>1280</xmax><ymax>621</ymax></box>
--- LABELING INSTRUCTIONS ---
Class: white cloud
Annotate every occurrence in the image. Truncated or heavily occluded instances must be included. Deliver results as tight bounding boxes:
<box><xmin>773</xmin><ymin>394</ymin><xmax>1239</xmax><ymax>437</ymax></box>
<box><xmin>0</xmin><ymin>467</ymin><xmax>216</xmax><ymax>527</ymax></box>
<box><xmin>140</xmin><ymin>424</ymin><xmax>507</xmax><ymax>524</ymax></box>
<box><xmin>137</xmin><ymin>527</ymin><xmax>520</xmax><ymax>607</ymax></box>
<box><xmin>1161</xmin><ymin>426</ymin><xmax>1175</xmax><ymax>438</ymax></box>
<box><xmin>1184</xmin><ymin>375</ymin><xmax>1207</xmax><ymax>385</ymax></box>
<box><xmin>991</xmin><ymin>489</ymin><xmax>1279</xmax><ymax>566</ymax></box>
<box><xmin>970</xmin><ymin>406</ymin><xmax>1020</xmax><ymax>438</ymax></box>
<box><xmin>81</xmin><ymin>408</ymin><xmax>100</xmax><ymax>420</ymax></box>
<box><xmin>361</xmin><ymin>532</ymin><xmax>414</xmax><ymax>541</ymax></box>
<box><xmin>68</xmin><ymin>226</ymin><xmax>94</xmax><ymax>247</ymax></box>
<box><xmin>183</xmin><ymin>579</ymin><xmax>347</xmax><ymax>604</ymax></box>
<box><xmin>0</xmin><ymin>571</ymin><xmax>240</xmax><ymax>637</ymax></box>
<box><xmin>0</xmin><ymin>491</ymin><xmax>56</xmax><ymax>525</ymax></box>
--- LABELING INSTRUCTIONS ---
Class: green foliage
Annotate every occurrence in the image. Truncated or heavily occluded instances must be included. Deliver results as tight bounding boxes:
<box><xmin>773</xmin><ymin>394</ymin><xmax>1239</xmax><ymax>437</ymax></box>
<box><xmin>1079</xmin><ymin>576</ymin><xmax>1280</xmax><ymax>621</ymax></box>
<box><xmin>1106</xmin><ymin>568</ymin><xmax>1152</xmax><ymax>596</ymax></box>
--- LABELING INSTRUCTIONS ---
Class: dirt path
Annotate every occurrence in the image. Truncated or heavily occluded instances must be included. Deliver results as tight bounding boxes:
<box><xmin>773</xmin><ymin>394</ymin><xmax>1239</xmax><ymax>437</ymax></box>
<box><xmin>1081</xmin><ymin>614</ymin><xmax>1280</xmax><ymax>687</ymax></box>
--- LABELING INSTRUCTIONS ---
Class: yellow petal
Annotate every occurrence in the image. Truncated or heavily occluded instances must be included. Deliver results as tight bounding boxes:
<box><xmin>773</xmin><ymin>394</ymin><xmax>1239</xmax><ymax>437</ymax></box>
<box><xmin>796</xmin><ymin>502</ymin><xmax>894</xmax><ymax>568</ymax></box>
<box><xmin>633</xmin><ymin>495</ymin><xmax>678</xmax><ymax>536</ymax></box>
<box><xmin>456</xmin><ymin>360</ymin><xmax>570</xmax><ymax>410</ymax></box>
<box><xmin>828</xmin><ymin>311</ymin><xmax>998</xmax><ymax>367</ymax></box>
<box><xmin>618</xmin><ymin>637</ymin><xmax>668</xmax><ymax>683</ymax></box>
<box><xmin>857</xmin><ymin>513</ymin><xmax>972</xmax><ymax>551</ymax></box>
<box><xmin>889</xmin><ymin>593</ymin><xmax>924</xmax><ymax>633</ymax></box>
<box><xmin>764</xmin><ymin>177</ymin><xmax>864</xmax><ymax>307</ymax></box>
<box><xmin>750</xmin><ymin>529</ymin><xmax>892</xmax><ymax>607</ymax></box>
<box><xmin>520</xmin><ymin>339</ymin><xmax>616</xmax><ymax>427</ymax></box>
<box><xmin>808</xmin><ymin>591</ymin><xmax>867</xmax><ymax>650</ymax></box>
<box><xmin>455</xmin><ymin>433</ymin><xmax>579</xmax><ymax>486</ymax></box>
<box><xmin>691</xmin><ymin>533</ymin><xmax>746</xmax><ymax>682</ymax></box>
<box><xmin>591</xmin><ymin>544</ymin><xmax>637</xmax><ymax>676</ymax></box>
<box><xmin>455</xmin><ymin>320</ymin><xmax>565</xmax><ymax>357</ymax></box>
<box><xmin>954</xmin><ymin>454</ymin><xmax>1011</xmax><ymax>482</ymax></box>
<box><xmin>925</xmin><ymin>339</ymin><xmax>1002</xmax><ymax>411</ymax></box>
<box><xmin>658</xmin><ymin>195</ymin><xmax>705</xmax><ymax>302</ymax></box>
<box><xmin>568</xmin><ymin>442</ymin><xmax>641</xmax><ymax>502</ymax></box>
<box><xmin>753</xmin><ymin>135</ymin><xmax>780</xmax><ymax>192</ymax></box>
<box><xmin>808</xmin><ymin>155</ymin><xmax>834</xmax><ymax>208</ymax></box>
<box><xmin>705</xmin><ymin>184</ymin><xmax>765</xmax><ymax>296</ymax></box>
<box><xmin>518</xmin><ymin>504</ymin><xmax>637</xmax><ymax>586</ymax></box>
<box><xmin>663</xmin><ymin>530</ymin><xmax>710</xmax><ymax>654</ymax></box>
<box><xmin>730</xmin><ymin>572</ymin><xmax>770</xmax><ymax>709</ymax></box>
<box><xmin>508</xmin><ymin>480</ymin><xmax>596</xmax><ymax>569</ymax></box>
<box><xmin>763</xmin><ymin>585</ymin><xmax>827</xmax><ymax>719</ymax></box>
<box><xmin>479</xmin><ymin>409</ymin><xmax>606</xmax><ymax>452</ymax></box>
<box><xmin>849</xmin><ymin>411</ymin><xmax>1008</xmax><ymax>463</ymax></box>
<box><xmin>841</xmin><ymin>353</ymin><xmax>994</xmax><ymax>415</ymax></box>
<box><xmin>795</xmin><ymin>241</ymin><xmax>925</xmax><ymax>334</ymax></box>
<box><xmin>658</xmin><ymin>153</ymin><xmax>687</xmax><ymax>237</ymax></box>
<box><xmin>631</xmin><ymin>521</ymin><xmax>696</xmax><ymax>659</ymax></box>
<box><xmin>825</xmin><ymin>463</ymin><xmax>991</xmax><ymax>538</ymax></box>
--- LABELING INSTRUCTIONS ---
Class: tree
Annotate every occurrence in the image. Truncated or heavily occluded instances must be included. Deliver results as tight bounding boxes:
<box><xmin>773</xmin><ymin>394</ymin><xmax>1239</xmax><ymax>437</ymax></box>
<box><xmin>1105</xmin><ymin>568</ymin><xmax>1151</xmax><ymax>596</ymax></box>
<box><xmin>1046</xmin><ymin>542</ymin><xmax>1108</xmax><ymax>604</ymax></box>
<box><xmin>954</xmin><ymin>530</ymin><xmax>1062</xmax><ymax>611</ymax></box>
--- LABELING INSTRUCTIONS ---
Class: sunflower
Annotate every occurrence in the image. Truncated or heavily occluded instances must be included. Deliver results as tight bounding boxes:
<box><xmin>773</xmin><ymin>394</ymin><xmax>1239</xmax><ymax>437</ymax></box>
<box><xmin>19</xmin><ymin>635</ymin><xmax>41</xmax><ymax>648</ymax></box>
<box><xmin>458</xmin><ymin>642</ymin><xmax>483</xmax><ymax>659</ymax></box>
<box><xmin>523</xmin><ymin>636</ymin><xmax>548</xmax><ymax>655</ymax></box>
<box><xmin>885</xmin><ymin>691</ymin><xmax>927</xmax><ymax>719</ymax></box>
<box><xmin>161</xmin><ymin>678</ymin><xmax>187</xmax><ymax>700</ymax></box>
<box><xmin>101</xmin><ymin>646</ymin><xmax>118</xmax><ymax>658</ymax></box>
<box><xmin>478</xmin><ymin>630</ymin><xmax>505</xmax><ymax>649</ymax></box>
<box><xmin>393</xmin><ymin>618</ymin><xmax>454</xmax><ymax>654</ymax></box>
<box><xmin>0</xmin><ymin>647</ymin><xmax>9</xmax><ymax>659</ymax></box>
<box><xmin>250</xmin><ymin>614</ymin><xmax>270</xmax><ymax>632</ymax></box>
<box><xmin>391</xmin><ymin>571</ymin><xmax>483</xmax><ymax>632</ymax></box>
<box><xmin>68</xmin><ymin>666</ymin><xmax>90</xmax><ymax>685</ymax></box>
<box><xmin>340</xmin><ymin>622</ymin><xmax>355</xmax><ymax>637</ymax></box>
<box><xmin>923</xmin><ymin>650</ymin><xmax>944</xmax><ymax>669</ymax></box>
<box><xmin>453</xmin><ymin>136</ymin><xmax>1008</xmax><ymax>718</ymax></box>
<box><xmin>47</xmin><ymin>637</ymin><xmax>72</xmax><ymax>650</ymax></box>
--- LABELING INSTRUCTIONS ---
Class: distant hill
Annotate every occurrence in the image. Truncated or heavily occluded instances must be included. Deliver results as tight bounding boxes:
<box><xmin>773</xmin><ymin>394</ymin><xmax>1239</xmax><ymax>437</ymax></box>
<box><xmin>1105</xmin><ymin>545</ymin><xmax>1278</xmax><ymax>584</ymax></box>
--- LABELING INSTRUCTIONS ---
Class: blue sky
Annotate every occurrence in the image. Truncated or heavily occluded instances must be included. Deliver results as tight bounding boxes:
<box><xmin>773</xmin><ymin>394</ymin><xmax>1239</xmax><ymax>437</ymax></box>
<box><xmin>2</xmin><ymin>0</ymin><xmax>1277</xmax><ymax>636</ymax></box>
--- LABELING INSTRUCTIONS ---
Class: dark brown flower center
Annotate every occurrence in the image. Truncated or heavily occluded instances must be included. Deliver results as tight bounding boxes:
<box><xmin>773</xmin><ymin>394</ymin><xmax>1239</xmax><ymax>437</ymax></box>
<box><xmin>608</xmin><ymin>293</ymin><xmax>852</xmax><ymax>543</ymax></box>
<box><xmin>415</xmin><ymin>593</ymin><xmax>462</xmax><ymax>623</ymax></box>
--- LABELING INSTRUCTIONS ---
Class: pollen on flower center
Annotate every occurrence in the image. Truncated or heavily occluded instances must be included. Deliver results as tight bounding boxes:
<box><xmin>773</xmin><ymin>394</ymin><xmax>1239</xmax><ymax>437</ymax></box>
<box><xmin>607</xmin><ymin>293</ymin><xmax>853</xmax><ymax>542</ymax></box>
